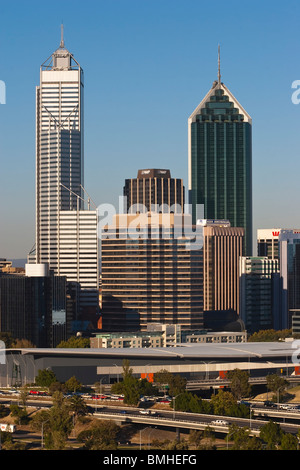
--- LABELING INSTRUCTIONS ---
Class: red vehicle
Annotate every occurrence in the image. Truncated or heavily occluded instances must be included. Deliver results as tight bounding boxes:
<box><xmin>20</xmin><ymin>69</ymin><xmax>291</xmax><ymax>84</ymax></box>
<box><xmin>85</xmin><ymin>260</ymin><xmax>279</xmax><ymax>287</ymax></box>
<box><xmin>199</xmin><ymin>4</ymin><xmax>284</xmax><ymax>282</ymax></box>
<box><xmin>29</xmin><ymin>390</ymin><xmax>48</xmax><ymax>396</ymax></box>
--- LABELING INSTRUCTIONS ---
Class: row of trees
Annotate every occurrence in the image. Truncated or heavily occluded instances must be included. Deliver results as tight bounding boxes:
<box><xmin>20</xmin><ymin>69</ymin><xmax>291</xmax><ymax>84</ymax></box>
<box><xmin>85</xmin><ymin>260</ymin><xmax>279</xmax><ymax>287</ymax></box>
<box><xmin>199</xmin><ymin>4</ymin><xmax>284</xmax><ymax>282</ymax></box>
<box><xmin>3</xmin><ymin>391</ymin><xmax>120</xmax><ymax>450</ymax></box>
<box><xmin>0</xmin><ymin>332</ymin><xmax>90</xmax><ymax>349</ymax></box>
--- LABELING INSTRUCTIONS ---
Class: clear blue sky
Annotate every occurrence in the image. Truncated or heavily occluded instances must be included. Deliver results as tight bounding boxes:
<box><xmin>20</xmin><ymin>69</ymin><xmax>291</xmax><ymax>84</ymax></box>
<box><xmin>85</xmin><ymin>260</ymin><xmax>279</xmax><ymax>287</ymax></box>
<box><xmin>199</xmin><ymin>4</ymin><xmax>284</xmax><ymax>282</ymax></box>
<box><xmin>0</xmin><ymin>0</ymin><xmax>300</xmax><ymax>259</ymax></box>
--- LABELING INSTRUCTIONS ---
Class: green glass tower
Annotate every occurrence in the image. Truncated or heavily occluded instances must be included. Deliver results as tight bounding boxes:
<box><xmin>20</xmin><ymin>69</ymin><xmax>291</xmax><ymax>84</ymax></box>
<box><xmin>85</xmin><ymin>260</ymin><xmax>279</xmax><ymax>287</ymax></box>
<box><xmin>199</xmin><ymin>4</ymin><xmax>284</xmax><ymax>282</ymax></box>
<box><xmin>188</xmin><ymin>54</ymin><xmax>252</xmax><ymax>255</ymax></box>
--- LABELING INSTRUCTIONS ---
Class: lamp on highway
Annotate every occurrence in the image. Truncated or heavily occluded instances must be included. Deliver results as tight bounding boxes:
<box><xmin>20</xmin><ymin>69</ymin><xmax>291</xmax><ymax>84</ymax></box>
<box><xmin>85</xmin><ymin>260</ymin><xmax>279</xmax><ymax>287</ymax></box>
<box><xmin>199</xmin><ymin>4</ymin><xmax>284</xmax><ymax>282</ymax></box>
<box><xmin>41</xmin><ymin>419</ymin><xmax>50</xmax><ymax>449</ymax></box>
<box><xmin>140</xmin><ymin>426</ymin><xmax>151</xmax><ymax>450</ymax></box>
<box><xmin>226</xmin><ymin>430</ymin><xmax>235</xmax><ymax>450</ymax></box>
<box><xmin>173</xmin><ymin>393</ymin><xmax>185</xmax><ymax>420</ymax></box>
<box><xmin>148</xmin><ymin>427</ymin><xmax>157</xmax><ymax>448</ymax></box>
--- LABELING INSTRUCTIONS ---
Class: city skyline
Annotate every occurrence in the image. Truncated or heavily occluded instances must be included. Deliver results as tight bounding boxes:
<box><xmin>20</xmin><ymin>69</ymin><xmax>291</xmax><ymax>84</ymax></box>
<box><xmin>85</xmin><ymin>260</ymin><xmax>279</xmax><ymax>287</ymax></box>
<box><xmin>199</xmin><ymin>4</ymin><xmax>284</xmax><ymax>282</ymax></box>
<box><xmin>1</xmin><ymin>0</ymin><xmax>300</xmax><ymax>259</ymax></box>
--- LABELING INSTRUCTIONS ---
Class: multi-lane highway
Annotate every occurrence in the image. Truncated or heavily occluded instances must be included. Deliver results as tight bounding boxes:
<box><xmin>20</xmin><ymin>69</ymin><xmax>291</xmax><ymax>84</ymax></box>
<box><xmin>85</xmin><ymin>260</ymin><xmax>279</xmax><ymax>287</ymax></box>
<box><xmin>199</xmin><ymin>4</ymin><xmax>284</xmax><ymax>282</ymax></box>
<box><xmin>2</xmin><ymin>393</ymin><xmax>300</xmax><ymax>437</ymax></box>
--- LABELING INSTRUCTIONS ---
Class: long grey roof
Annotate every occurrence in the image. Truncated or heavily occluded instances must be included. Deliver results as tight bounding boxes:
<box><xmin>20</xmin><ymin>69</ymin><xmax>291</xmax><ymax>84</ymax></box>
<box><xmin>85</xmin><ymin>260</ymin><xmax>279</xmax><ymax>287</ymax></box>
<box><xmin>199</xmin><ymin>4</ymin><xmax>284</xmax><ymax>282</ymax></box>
<box><xmin>6</xmin><ymin>341</ymin><xmax>298</xmax><ymax>360</ymax></box>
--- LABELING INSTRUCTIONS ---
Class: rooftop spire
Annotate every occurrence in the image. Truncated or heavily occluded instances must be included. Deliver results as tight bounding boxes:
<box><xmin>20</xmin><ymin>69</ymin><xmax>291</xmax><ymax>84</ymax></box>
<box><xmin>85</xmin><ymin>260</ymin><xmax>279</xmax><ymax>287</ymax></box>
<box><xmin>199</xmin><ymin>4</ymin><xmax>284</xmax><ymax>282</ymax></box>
<box><xmin>218</xmin><ymin>44</ymin><xmax>221</xmax><ymax>85</ymax></box>
<box><xmin>60</xmin><ymin>23</ymin><xmax>65</xmax><ymax>49</ymax></box>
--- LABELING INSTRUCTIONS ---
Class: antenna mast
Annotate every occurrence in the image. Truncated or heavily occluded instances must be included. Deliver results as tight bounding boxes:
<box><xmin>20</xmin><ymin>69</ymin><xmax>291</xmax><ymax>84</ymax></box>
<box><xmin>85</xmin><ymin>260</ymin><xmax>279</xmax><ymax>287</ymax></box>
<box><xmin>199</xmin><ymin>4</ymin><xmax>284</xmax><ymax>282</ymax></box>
<box><xmin>218</xmin><ymin>45</ymin><xmax>221</xmax><ymax>85</ymax></box>
<box><xmin>60</xmin><ymin>23</ymin><xmax>65</xmax><ymax>48</ymax></box>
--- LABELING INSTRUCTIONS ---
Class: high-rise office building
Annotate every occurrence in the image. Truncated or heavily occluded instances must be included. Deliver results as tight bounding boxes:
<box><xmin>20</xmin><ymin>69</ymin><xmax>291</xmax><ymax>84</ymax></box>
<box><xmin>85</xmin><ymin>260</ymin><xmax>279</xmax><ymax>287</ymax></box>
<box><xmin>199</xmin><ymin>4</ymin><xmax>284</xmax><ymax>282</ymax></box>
<box><xmin>257</xmin><ymin>228</ymin><xmax>283</xmax><ymax>259</ymax></box>
<box><xmin>58</xmin><ymin>210</ymin><xmax>99</xmax><ymax>315</ymax></box>
<box><xmin>32</xmin><ymin>28</ymin><xmax>84</xmax><ymax>271</ymax></box>
<box><xmin>123</xmin><ymin>169</ymin><xmax>185</xmax><ymax>214</ymax></box>
<box><xmin>239</xmin><ymin>256</ymin><xmax>280</xmax><ymax>334</ymax></box>
<box><xmin>200</xmin><ymin>220</ymin><xmax>244</xmax><ymax>329</ymax></box>
<box><xmin>29</xmin><ymin>29</ymin><xmax>99</xmax><ymax>321</ymax></box>
<box><xmin>279</xmin><ymin>230</ymin><xmax>300</xmax><ymax>332</ymax></box>
<box><xmin>0</xmin><ymin>267</ymin><xmax>70</xmax><ymax>348</ymax></box>
<box><xmin>101</xmin><ymin>213</ymin><xmax>203</xmax><ymax>330</ymax></box>
<box><xmin>188</xmin><ymin>51</ymin><xmax>252</xmax><ymax>255</ymax></box>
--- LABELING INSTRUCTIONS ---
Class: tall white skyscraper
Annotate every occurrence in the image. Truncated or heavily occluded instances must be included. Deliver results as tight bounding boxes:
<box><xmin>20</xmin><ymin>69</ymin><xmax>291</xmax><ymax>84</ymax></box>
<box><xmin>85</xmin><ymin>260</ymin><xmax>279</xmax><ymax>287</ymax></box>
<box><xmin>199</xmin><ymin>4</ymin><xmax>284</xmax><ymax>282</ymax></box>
<box><xmin>32</xmin><ymin>28</ymin><xmax>84</xmax><ymax>271</ymax></box>
<box><xmin>29</xmin><ymin>29</ymin><xmax>99</xmax><ymax>321</ymax></box>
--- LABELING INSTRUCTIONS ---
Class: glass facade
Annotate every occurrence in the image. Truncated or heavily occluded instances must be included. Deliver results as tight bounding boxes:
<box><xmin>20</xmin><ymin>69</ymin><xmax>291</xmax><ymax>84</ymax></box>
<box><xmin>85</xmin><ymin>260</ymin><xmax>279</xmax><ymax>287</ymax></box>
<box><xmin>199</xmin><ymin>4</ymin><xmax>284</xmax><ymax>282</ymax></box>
<box><xmin>239</xmin><ymin>257</ymin><xmax>280</xmax><ymax>334</ymax></box>
<box><xmin>189</xmin><ymin>86</ymin><xmax>252</xmax><ymax>256</ymax></box>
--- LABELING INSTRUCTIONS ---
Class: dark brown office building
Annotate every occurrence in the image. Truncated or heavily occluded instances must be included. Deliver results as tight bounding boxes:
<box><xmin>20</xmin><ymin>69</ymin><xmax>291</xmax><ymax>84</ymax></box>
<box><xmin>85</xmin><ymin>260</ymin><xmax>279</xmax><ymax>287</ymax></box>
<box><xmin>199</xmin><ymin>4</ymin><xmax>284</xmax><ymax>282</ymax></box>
<box><xmin>123</xmin><ymin>169</ymin><xmax>185</xmax><ymax>214</ymax></box>
<box><xmin>101</xmin><ymin>213</ymin><xmax>203</xmax><ymax>331</ymax></box>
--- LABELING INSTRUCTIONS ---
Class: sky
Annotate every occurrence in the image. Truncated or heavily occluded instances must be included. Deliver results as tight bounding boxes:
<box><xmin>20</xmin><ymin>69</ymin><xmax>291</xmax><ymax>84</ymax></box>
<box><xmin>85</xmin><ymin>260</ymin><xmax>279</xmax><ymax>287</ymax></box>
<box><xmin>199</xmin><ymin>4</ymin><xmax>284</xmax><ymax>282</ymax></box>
<box><xmin>0</xmin><ymin>0</ymin><xmax>300</xmax><ymax>259</ymax></box>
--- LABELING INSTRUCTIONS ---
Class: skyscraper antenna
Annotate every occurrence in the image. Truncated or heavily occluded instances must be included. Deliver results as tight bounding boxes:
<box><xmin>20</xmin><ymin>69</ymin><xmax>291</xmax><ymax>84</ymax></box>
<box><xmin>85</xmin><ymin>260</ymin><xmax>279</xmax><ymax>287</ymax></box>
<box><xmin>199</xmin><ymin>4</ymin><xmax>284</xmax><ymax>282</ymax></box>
<box><xmin>60</xmin><ymin>23</ymin><xmax>65</xmax><ymax>48</ymax></box>
<box><xmin>218</xmin><ymin>44</ymin><xmax>221</xmax><ymax>85</ymax></box>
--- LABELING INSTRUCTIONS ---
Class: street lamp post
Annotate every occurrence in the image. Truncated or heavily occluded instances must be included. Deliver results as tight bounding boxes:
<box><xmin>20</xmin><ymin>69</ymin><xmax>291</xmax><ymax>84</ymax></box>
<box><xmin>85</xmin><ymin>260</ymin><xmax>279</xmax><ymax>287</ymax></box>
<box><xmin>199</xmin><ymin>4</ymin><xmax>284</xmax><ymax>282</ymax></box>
<box><xmin>41</xmin><ymin>419</ymin><xmax>50</xmax><ymax>449</ymax></box>
<box><xmin>140</xmin><ymin>427</ymin><xmax>151</xmax><ymax>450</ymax></box>
<box><xmin>173</xmin><ymin>392</ymin><xmax>185</xmax><ymax>420</ymax></box>
<box><xmin>113</xmin><ymin>364</ymin><xmax>119</xmax><ymax>383</ymax></box>
<box><xmin>148</xmin><ymin>427</ymin><xmax>157</xmax><ymax>449</ymax></box>
<box><xmin>226</xmin><ymin>430</ymin><xmax>235</xmax><ymax>450</ymax></box>
<box><xmin>249</xmin><ymin>404</ymin><xmax>253</xmax><ymax>429</ymax></box>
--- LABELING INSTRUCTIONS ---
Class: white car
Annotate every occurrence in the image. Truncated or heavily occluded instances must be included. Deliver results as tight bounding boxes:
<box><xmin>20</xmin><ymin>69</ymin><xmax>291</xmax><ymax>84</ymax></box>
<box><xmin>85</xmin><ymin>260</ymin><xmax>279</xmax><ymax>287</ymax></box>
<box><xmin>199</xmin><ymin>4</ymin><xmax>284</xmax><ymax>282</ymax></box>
<box><xmin>211</xmin><ymin>419</ymin><xmax>229</xmax><ymax>426</ymax></box>
<box><xmin>139</xmin><ymin>409</ymin><xmax>151</xmax><ymax>415</ymax></box>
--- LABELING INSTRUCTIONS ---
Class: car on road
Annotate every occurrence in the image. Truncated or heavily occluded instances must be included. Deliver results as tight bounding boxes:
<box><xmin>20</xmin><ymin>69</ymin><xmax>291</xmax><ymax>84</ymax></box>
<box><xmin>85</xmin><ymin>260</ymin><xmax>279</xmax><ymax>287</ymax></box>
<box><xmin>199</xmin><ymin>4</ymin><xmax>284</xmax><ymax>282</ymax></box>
<box><xmin>139</xmin><ymin>409</ymin><xmax>151</xmax><ymax>415</ymax></box>
<box><xmin>279</xmin><ymin>404</ymin><xmax>292</xmax><ymax>410</ymax></box>
<box><xmin>263</xmin><ymin>400</ymin><xmax>277</xmax><ymax>408</ymax></box>
<box><xmin>211</xmin><ymin>419</ymin><xmax>229</xmax><ymax>426</ymax></box>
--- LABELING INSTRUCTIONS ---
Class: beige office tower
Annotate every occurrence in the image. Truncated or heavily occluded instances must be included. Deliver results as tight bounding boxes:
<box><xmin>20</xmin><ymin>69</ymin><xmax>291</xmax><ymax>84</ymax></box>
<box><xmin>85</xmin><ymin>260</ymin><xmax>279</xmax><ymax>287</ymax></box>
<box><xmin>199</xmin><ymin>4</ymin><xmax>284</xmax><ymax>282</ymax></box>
<box><xmin>100</xmin><ymin>213</ymin><xmax>203</xmax><ymax>330</ymax></box>
<box><xmin>200</xmin><ymin>220</ymin><xmax>244</xmax><ymax>316</ymax></box>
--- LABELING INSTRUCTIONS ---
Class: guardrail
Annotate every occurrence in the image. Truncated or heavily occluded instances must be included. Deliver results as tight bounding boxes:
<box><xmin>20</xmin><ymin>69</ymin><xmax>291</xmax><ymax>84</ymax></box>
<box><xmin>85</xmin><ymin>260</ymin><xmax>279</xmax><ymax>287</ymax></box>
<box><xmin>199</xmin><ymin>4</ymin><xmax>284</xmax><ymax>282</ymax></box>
<box><xmin>186</xmin><ymin>375</ymin><xmax>300</xmax><ymax>389</ymax></box>
<box><xmin>93</xmin><ymin>410</ymin><xmax>263</xmax><ymax>436</ymax></box>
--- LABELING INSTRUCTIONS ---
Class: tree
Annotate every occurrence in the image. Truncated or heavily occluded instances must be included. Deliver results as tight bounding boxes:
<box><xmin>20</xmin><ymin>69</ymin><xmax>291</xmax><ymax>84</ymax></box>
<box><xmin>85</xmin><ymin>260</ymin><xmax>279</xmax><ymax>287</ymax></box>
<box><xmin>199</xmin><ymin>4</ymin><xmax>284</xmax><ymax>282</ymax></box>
<box><xmin>77</xmin><ymin>420</ymin><xmax>120</xmax><ymax>450</ymax></box>
<box><xmin>188</xmin><ymin>430</ymin><xmax>204</xmax><ymax>449</ymax></box>
<box><xmin>9</xmin><ymin>404</ymin><xmax>29</xmax><ymax>425</ymax></box>
<box><xmin>65</xmin><ymin>376</ymin><xmax>82</xmax><ymax>394</ymax></box>
<box><xmin>248</xmin><ymin>329</ymin><xmax>292</xmax><ymax>342</ymax></box>
<box><xmin>210</xmin><ymin>390</ymin><xmax>236</xmax><ymax>416</ymax></box>
<box><xmin>227</xmin><ymin>369</ymin><xmax>252</xmax><ymax>400</ymax></box>
<box><xmin>0</xmin><ymin>332</ymin><xmax>14</xmax><ymax>348</ymax></box>
<box><xmin>12</xmin><ymin>339</ymin><xmax>36</xmax><ymax>348</ymax></box>
<box><xmin>153</xmin><ymin>369</ymin><xmax>186</xmax><ymax>396</ymax></box>
<box><xmin>280</xmin><ymin>433</ymin><xmax>298</xmax><ymax>450</ymax></box>
<box><xmin>110</xmin><ymin>360</ymin><xmax>142</xmax><ymax>406</ymax></box>
<box><xmin>19</xmin><ymin>385</ymin><xmax>29</xmax><ymax>407</ymax></box>
<box><xmin>56</xmin><ymin>336</ymin><xmax>90</xmax><ymax>348</ymax></box>
<box><xmin>35</xmin><ymin>369</ymin><xmax>57</xmax><ymax>389</ymax></box>
<box><xmin>0</xmin><ymin>431</ymin><xmax>13</xmax><ymax>448</ymax></box>
<box><xmin>43</xmin><ymin>391</ymin><xmax>73</xmax><ymax>450</ymax></box>
<box><xmin>30</xmin><ymin>409</ymin><xmax>51</xmax><ymax>434</ymax></box>
<box><xmin>259</xmin><ymin>420</ymin><xmax>283</xmax><ymax>450</ymax></box>
<box><xmin>188</xmin><ymin>428</ymin><xmax>216</xmax><ymax>450</ymax></box>
<box><xmin>151</xmin><ymin>438</ymin><xmax>189</xmax><ymax>450</ymax></box>
<box><xmin>228</xmin><ymin>423</ymin><xmax>262</xmax><ymax>450</ymax></box>
<box><xmin>0</xmin><ymin>404</ymin><xmax>9</xmax><ymax>419</ymax></box>
<box><xmin>49</xmin><ymin>381</ymin><xmax>67</xmax><ymax>395</ymax></box>
<box><xmin>68</xmin><ymin>395</ymin><xmax>89</xmax><ymax>422</ymax></box>
<box><xmin>266</xmin><ymin>374</ymin><xmax>288</xmax><ymax>402</ymax></box>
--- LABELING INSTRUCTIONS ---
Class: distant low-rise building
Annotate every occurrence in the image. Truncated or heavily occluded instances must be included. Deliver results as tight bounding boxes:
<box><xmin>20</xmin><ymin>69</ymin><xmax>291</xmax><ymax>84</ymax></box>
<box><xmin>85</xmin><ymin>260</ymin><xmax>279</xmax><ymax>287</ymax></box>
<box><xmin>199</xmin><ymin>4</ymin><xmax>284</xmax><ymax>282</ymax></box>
<box><xmin>90</xmin><ymin>330</ymin><xmax>164</xmax><ymax>349</ymax></box>
<box><xmin>185</xmin><ymin>331</ymin><xmax>247</xmax><ymax>343</ymax></box>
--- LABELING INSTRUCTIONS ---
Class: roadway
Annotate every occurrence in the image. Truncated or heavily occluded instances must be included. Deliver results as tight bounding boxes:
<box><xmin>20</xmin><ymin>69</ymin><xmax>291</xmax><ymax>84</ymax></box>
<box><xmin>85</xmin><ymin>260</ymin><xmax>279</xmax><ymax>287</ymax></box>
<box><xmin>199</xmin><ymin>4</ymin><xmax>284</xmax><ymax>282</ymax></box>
<box><xmin>2</xmin><ymin>396</ymin><xmax>300</xmax><ymax>437</ymax></box>
<box><xmin>91</xmin><ymin>404</ymin><xmax>300</xmax><ymax>436</ymax></box>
